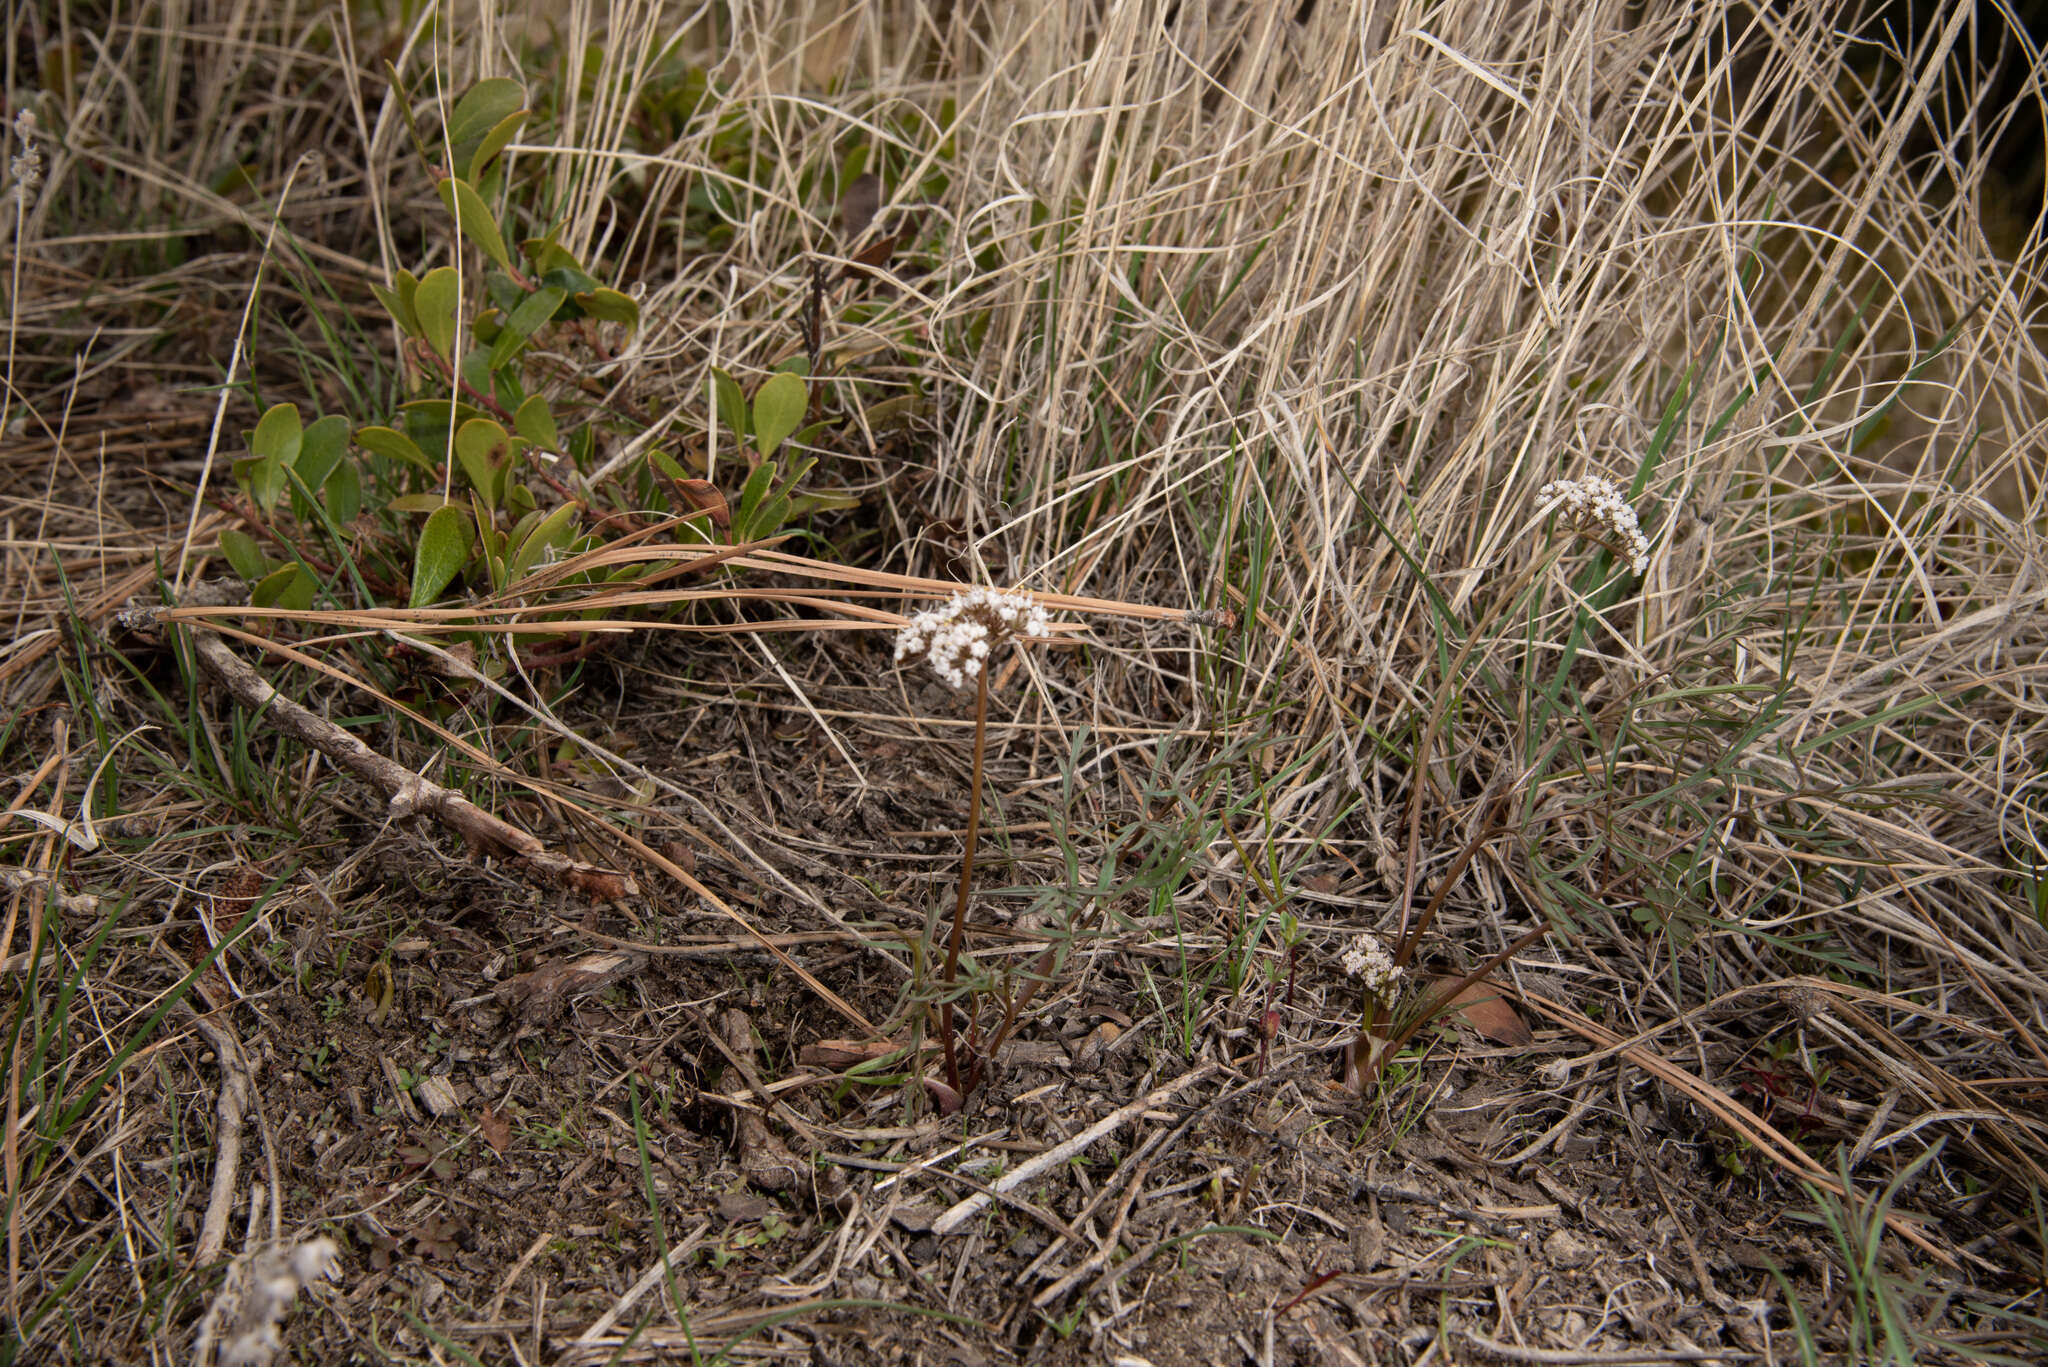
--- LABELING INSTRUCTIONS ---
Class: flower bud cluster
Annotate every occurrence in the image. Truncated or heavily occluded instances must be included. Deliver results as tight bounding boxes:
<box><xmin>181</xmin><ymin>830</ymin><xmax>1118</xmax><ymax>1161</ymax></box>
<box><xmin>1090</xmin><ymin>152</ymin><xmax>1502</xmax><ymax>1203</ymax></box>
<box><xmin>1342</xmin><ymin>936</ymin><xmax>1403</xmax><ymax>995</ymax></box>
<box><xmin>7</xmin><ymin>110</ymin><xmax>41</xmax><ymax>208</ymax></box>
<box><xmin>1539</xmin><ymin>475</ymin><xmax>1651</xmax><ymax>574</ymax></box>
<box><xmin>895</xmin><ymin>588</ymin><xmax>1050</xmax><ymax>689</ymax></box>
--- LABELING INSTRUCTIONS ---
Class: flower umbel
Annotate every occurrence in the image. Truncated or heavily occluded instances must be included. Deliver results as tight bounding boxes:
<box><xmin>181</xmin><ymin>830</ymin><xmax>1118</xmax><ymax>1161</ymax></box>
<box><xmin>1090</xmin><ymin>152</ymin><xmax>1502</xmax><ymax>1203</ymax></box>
<box><xmin>895</xmin><ymin>588</ymin><xmax>1051</xmax><ymax>689</ymax></box>
<box><xmin>1342</xmin><ymin>936</ymin><xmax>1403</xmax><ymax>996</ymax></box>
<box><xmin>1538</xmin><ymin>474</ymin><xmax>1651</xmax><ymax>575</ymax></box>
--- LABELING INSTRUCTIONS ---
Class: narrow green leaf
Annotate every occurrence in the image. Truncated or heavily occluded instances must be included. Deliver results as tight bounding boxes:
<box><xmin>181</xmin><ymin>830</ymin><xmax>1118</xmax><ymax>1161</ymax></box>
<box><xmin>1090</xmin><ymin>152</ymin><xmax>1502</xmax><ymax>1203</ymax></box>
<box><xmin>369</xmin><ymin>277</ymin><xmax>420</xmax><ymax>338</ymax></box>
<box><xmin>751</xmin><ymin>371</ymin><xmax>807</xmax><ymax>460</ymax></box>
<box><xmin>488</xmin><ymin>286</ymin><xmax>567</xmax><ymax>371</ymax></box>
<box><xmin>411</xmin><ymin>506</ymin><xmax>473</xmax><ymax>607</ymax></box>
<box><xmin>476</xmin><ymin>498</ymin><xmax>508</xmax><ymax>592</ymax></box>
<box><xmin>467</xmin><ymin>108</ymin><xmax>529</xmax><ymax>183</ymax></box>
<box><xmin>437</xmin><ymin>176</ymin><xmax>512</xmax><ymax>272</ymax></box>
<box><xmin>736</xmin><ymin>459</ymin><xmax>777</xmax><ymax>530</ymax></box>
<box><xmin>708</xmin><ymin>367</ymin><xmax>748</xmax><ymax>444</ymax></box>
<box><xmin>508</xmin><ymin>502</ymin><xmax>578</xmax><ymax>582</ymax></box>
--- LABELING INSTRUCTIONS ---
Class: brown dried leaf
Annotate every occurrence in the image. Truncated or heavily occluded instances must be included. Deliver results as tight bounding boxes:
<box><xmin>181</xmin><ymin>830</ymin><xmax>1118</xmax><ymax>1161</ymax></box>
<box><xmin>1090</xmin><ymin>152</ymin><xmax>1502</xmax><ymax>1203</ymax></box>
<box><xmin>837</xmin><ymin>172</ymin><xmax>881</xmax><ymax>240</ymax></box>
<box><xmin>1424</xmin><ymin>974</ymin><xmax>1533</xmax><ymax>1047</ymax></box>
<box><xmin>799</xmin><ymin>1038</ymin><xmax>905</xmax><ymax>1068</ymax></box>
<box><xmin>670</xmin><ymin>477</ymin><xmax>729</xmax><ymax>532</ymax></box>
<box><xmin>478</xmin><ymin>1105</ymin><xmax>511</xmax><ymax>1155</ymax></box>
<box><xmin>497</xmin><ymin>951</ymin><xmax>647</xmax><ymax>1025</ymax></box>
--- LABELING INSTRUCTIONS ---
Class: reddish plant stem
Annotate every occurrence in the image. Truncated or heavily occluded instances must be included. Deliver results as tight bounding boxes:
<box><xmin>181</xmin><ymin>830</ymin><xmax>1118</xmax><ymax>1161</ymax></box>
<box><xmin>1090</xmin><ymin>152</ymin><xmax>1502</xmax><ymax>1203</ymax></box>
<box><xmin>937</xmin><ymin>664</ymin><xmax>992</xmax><ymax>1097</ymax></box>
<box><xmin>409</xmin><ymin>339</ymin><xmax>594</xmax><ymax>512</ymax></box>
<box><xmin>967</xmin><ymin>943</ymin><xmax>1058</xmax><ymax>1094</ymax></box>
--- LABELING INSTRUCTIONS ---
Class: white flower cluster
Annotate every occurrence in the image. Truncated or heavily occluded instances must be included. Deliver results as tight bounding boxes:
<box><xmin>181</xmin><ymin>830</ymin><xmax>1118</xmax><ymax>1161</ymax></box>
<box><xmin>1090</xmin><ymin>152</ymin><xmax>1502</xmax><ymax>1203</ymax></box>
<box><xmin>1342</xmin><ymin>936</ymin><xmax>1403</xmax><ymax>995</ymax></box>
<box><xmin>894</xmin><ymin>588</ymin><xmax>1051</xmax><ymax>689</ymax></box>
<box><xmin>1539</xmin><ymin>475</ymin><xmax>1651</xmax><ymax>575</ymax></box>
<box><xmin>220</xmin><ymin>1238</ymin><xmax>340</xmax><ymax>1366</ymax></box>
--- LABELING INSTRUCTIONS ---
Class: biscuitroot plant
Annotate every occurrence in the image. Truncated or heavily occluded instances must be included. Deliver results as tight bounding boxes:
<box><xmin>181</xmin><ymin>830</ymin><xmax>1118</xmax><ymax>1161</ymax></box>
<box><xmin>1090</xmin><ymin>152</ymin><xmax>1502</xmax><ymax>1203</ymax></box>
<box><xmin>895</xmin><ymin>588</ymin><xmax>1052</xmax><ymax>1101</ymax></box>
<box><xmin>1342</xmin><ymin>469</ymin><xmax>1657</xmax><ymax>1094</ymax></box>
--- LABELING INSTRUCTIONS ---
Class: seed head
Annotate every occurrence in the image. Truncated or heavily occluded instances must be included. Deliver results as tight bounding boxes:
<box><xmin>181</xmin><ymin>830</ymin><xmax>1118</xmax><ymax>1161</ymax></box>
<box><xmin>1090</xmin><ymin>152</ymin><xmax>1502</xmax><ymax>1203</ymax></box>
<box><xmin>894</xmin><ymin>588</ymin><xmax>1050</xmax><ymax>690</ymax></box>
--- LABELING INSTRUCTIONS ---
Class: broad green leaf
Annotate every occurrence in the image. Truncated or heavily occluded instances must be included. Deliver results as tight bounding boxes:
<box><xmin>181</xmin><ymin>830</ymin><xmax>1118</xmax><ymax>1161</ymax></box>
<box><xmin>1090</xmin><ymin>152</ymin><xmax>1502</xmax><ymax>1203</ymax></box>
<box><xmin>324</xmin><ymin>459</ymin><xmax>362</xmax><ymax>523</ymax></box>
<box><xmin>512</xmin><ymin>393</ymin><xmax>558</xmax><ymax>449</ymax></box>
<box><xmin>293</xmin><ymin>414</ymin><xmax>350</xmax><ymax>492</ymax></box>
<box><xmin>437</xmin><ymin>176</ymin><xmax>512</xmax><ymax>271</ymax></box>
<box><xmin>401</xmin><ymin>399</ymin><xmax>478</xmax><ymax>467</ymax></box>
<box><xmin>218</xmin><ymin>529</ymin><xmax>268</xmax><ymax>582</ymax></box>
<box><xmin>489</xmin><ymin>286</ymin><xmax>567</xmax><ymax>371</ymax></box>
<box><xmin>574</xmin><ymin>286</ymin><xmax>638</xmax><ymax>330</ymax></box>
<box><xmin>444</xmin><ymin>78</ymin><xmax>525</xmax><ymax>173</ymax></box>
<box><xmin>411</xmin><ymin>506</ymin><xmax>472</xmax><ymax>607</ymax></box>
<box><xmin>458</xmin><ymin>348</ymin><xmax>497</xmax><ymax>402</ymax></box>
<box><xmin>251</xmin><ymin>403</ymin><xmax>303</xmax><ymax>468</ymax></box>
<box><xmin>236</xmin><ymin>453</ymin><xmax>287</xmax><ymax>514</ymax></box>
<box><xmin>708</xmin><ymin>367</ymin><xmax>748</xmax><ymax>445</ymax></box>
<box><xmin>453</xmin><ymin>418</ymin><xmax>514</xmax><ymax>509</ymax></box>
<box><xmin>751</xmin><ymin>371</ymin><xmax>807</xmax><ymax>460</ymax></box>
<box><xmin>415</xmin><ymin>267</ymin><xmax>460</xmax><ymax>358</ymax></box>
<box><xmin>355</xmin><ymin>425</ymin><xmax>434</xmax><ymax>473</ymax></box>
<box><xmin>252</xmin><ymin>564</ymin><xmax>316</xmax><ymax>611</ymax></box>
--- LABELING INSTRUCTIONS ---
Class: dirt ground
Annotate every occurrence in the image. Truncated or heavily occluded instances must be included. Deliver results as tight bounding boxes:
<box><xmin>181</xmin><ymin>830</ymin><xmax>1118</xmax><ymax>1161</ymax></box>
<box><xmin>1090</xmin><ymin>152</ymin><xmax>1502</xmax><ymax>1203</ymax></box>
<box><xmin>15</xmin><ymin>491</ymin><xmax>2041</xmax><ymax>1363</ymax></box>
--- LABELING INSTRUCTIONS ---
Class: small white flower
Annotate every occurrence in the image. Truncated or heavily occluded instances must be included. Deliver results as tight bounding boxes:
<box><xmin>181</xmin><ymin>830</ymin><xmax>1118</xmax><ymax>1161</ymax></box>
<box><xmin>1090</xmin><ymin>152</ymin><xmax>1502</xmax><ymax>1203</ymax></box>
<box><xmin>895</xmin><ymin>589</ymin><xmax>1051</xmax><ymax>690</ymax></box>
<box><xmin>1538</xmin><ymin>474</ymin><xmax>1652</xmax><ymax>575</ymax></box>
<box><xmin>220</xmin><ymin>1237</ymin><xmax>341</xmax><ymax>1366</ymax></box>
<box><xmin>1342</xmin><ymin>936</ymin><xmax>1402</xmax><ymax>995</ymax></box>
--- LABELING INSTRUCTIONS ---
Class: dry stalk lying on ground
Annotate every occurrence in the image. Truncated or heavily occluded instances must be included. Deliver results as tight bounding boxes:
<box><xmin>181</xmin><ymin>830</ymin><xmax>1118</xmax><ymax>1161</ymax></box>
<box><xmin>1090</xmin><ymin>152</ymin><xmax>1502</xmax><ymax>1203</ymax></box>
<box><xmin>114</xmin><ymin>593</ymin><xmax>636</xmax><ymax>903</ymax></box>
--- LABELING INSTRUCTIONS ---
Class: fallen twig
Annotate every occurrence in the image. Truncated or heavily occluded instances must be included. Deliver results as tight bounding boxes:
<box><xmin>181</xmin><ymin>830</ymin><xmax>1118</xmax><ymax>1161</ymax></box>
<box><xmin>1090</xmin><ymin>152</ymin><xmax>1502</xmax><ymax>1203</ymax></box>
<box><xmin>128</xmin><ymin>601</ymin><xmax>635</xmax><ymax>902</ymax></box>
<box><xmin>186</xmin><ymin>1009</ymin><xmax>255</xmax><ymax>1267</ymax></box>
<box><xmin>930</xmin><ymin>1062</ymin><xmax>1217</xmax><ymax>1235</ymax></box>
